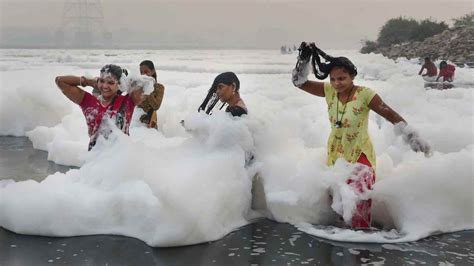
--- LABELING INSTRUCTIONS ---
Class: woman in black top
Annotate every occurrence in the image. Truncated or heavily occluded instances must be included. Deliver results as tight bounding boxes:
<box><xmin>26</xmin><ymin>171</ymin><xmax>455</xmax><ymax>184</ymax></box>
<box><xmin>213</xmin><ymin>72</ymin><xmax>248</xmax><ymax>117</ymax></box>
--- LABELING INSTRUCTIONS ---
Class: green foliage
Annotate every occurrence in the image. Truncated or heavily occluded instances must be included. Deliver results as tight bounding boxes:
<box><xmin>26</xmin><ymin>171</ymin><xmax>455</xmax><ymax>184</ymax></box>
<box><xmin>365</xmin><ymin>17</ymin><xmax>449</xmax><ymax>48</ymax></box>
<box><xmin>377</xmin><ymin>17</ymin><xmax>419</xmax><ymax>47</ymax></box>
<box><xmin>453</xmin><ymin>13</ymin><xmax>474</xmax><ymax>28</ymax></box>
<box><xmin>360</xmin><ymin>14</ymin><xmax>468</xmax><ymax>53</ymax></box>
<box><xmin>411</xmin><ymin>19</ymin><xmax>448</xmax><ymax>42</ymax></box>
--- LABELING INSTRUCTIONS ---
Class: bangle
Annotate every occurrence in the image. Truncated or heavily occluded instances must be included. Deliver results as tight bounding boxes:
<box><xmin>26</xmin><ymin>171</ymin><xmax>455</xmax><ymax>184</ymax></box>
<box><xmin>79</xmin><ymin>76</ymin><xmax>84</xmax><ymax>87</ymax></box>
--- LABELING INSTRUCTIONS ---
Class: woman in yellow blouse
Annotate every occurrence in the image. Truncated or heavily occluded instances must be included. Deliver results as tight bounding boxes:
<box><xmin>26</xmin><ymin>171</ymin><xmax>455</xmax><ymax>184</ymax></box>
<box><xmin>292</xmin><ymin>42</ymin><xmax>431</xmax><ymax>229</ymax></box>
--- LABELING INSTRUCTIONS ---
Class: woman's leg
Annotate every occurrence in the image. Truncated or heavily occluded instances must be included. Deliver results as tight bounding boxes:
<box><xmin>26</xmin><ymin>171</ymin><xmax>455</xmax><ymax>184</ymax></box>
<box><xmin>346</xmin><ymin>153</ymin><xmax>375</xmax><ymax>229</ymax></box>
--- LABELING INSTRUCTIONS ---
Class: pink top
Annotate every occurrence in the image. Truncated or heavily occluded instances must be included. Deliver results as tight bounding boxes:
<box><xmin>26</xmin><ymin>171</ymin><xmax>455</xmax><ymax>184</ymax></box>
<box><xmin>79</xmin><ymin>92</ymin><xmax>136</xmax><ymax>149</ymax></box>
<box><xmin>439</xmin><ymin>64</ymin><xmax>455</xmax><ymax>82</ymax></box>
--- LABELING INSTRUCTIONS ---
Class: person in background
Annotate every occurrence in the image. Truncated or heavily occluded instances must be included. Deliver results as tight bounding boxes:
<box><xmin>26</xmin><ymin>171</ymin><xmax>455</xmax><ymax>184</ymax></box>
<box><xmin>436</xmin><ymin>61</ymin><xmax>456</xmax><ymax>82</ymax></box>
<box><xmin>418</xmin><ymin>57</ymin><xmax>437</xmax><ymax>82</ymax></box>
<box><xmin>138</xmin><ymin>60</ymin><xmax>165</xmax><ymax>129</ymax></box>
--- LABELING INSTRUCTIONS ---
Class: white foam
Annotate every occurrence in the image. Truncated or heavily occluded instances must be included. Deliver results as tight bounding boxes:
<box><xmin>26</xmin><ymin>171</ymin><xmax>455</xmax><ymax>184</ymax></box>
<box><xmin>0</xmin><ymin>49</ymin><xmax>473</xmax><ymax>245</ymax></box>
<box><xmin>0</xmin><ymin>113</ymin><xmax>254</xmax><ymax>246</ymax></box>
<box><xmin>121</xmin><ymin>74</ymin><xmax>155</xmax><ymax>95</ymax></box>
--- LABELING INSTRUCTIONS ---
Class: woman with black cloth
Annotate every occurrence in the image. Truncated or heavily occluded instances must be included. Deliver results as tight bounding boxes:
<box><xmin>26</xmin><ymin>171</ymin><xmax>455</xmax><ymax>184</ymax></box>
<box><xmin>215</xmin><ymin>72</ymin><xmax>247</xmax><ymax>117</ymax></box>
<box><xmin>292</xmin><ymin>42</ymin><xmax>431</xmax><ymax>229</ymax></box>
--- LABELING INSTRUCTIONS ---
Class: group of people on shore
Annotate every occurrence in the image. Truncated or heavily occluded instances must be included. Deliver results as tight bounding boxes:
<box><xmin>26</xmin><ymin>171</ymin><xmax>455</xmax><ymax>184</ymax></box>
<box><xmin>418</xmin><ymin>57</ymin><xmax>456</xmax><ymax>83</ymax></box>
<box><xmin>55</xmin><ymin>44</ymin><xmax>431</xmax><ymax>230</ymax></box>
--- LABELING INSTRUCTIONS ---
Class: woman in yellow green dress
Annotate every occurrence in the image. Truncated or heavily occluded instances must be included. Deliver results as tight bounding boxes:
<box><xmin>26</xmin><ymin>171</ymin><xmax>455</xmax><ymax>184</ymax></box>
<box><xmin>291</xmin><ymin>42</ymin><xmax>431</xmax><ymax>229</ymax></box>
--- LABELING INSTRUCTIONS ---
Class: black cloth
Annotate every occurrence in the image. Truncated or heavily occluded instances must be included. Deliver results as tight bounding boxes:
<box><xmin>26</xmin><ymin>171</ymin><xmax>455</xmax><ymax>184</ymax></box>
<box><xmin>226</xmin><ymin>106</ymin><xmax>247</xmax><ymax>117</ymax></box>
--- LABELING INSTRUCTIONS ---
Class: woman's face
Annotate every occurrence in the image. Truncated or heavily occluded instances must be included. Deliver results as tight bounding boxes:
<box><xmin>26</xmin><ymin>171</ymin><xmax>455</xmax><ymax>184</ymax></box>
<box><xmin>216</xmin><ymin>83</ymin><xmax>235</xmax><ymax>102</ymax></box>
<box><xmin>97</xmin><ymin>74</ymin><xmax>119</xmax><ymax>98</ymax></box>
<box><xmin>329</xmin><ymin>67</ymin><xmax>354</xmax><ymax>93</ymax></box>
<box><xmin>140</xmin><ymin>65</ymin><xmax>156</xmax><ymax>78</ymax></box>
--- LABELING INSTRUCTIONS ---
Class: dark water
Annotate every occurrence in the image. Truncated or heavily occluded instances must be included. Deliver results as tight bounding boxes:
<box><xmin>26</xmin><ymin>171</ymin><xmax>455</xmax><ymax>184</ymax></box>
<box><xmin>0</xmin><ymin>137</ymin><xmax>473</xmax><ymax>266</ymax></box>
<box><xmin>0</xmin><ymin>136</ymin><xmax>73</xmax><ymax>182</ymax></box>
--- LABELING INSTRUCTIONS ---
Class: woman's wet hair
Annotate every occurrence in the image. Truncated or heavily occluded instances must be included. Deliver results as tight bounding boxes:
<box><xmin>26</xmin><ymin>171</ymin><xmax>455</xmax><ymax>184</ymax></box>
<box><xmin>198</xmin><ymin>72</ymin><xmax>240</xmax><ymax>114</ymax></box>
<box><xmin>326</xmin><ymin>57</ymin><xmax>358</xmax><ymax>76</ymax></box>
<box><xmin>140</xmin><ymin>60</ymin><xmax>157</xmax><ymax>80</ymax></box>
<box><xmin>100</xmin><ymin>64</ymin><xmax>123</xmax><ymax>82</ymax></box>
<box><xmin>211</xmin><ymin>72</ymin><xmax>240</xmax><ymax>92</ymax></box>
<box><xmin>439</xmin><ymin>61</ymin><xmax>447</xmax><ymax>68</ymax></box>
<box><xmin>303</xmin><ymin>44</ymin><xmax>357</xmax><ymax>80</ymax></box>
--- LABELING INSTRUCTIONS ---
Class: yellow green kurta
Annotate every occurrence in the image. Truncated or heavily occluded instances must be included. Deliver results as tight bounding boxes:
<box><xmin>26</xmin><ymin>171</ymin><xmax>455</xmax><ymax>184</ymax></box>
<box><xmin>324</xmin><ymin>83</ymin><xmax>377</xmax><ymax>168</ymax></box>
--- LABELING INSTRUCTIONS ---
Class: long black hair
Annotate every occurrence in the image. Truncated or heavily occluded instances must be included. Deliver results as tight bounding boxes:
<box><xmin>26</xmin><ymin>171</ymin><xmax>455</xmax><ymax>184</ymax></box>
<box><xmin>439</xmin><ymin>61</ymin><xmax>448</xmax><ymax>69</ymax></box>
<box><xmin>299</xmin><ymin>43</ymin><xmax>358</xmax><ymax>80</ymax></box>
<box><xmin>140</xmin><ymin>60</ymin><xmax>157</xmax><ymax>80</ymax></box>
<box><xmin>198</xmin><ymin>72</ymin><xmax>240</xmax><ymax>114</ymax></box>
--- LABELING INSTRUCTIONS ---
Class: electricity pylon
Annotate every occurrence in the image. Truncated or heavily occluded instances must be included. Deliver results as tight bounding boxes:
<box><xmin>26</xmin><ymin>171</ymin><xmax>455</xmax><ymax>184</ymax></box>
<box><xmin>55</xmin><ymin>0</ymin><xmax>111</xmax><ymax>48</ymax></box>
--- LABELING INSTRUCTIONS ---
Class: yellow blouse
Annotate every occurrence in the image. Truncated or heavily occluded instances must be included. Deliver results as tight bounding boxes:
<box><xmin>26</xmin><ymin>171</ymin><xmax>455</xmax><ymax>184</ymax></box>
<box><xmin>324</xmin><ymin>83</ymin><xmax>377</xmax><ymax>168</ymax></box>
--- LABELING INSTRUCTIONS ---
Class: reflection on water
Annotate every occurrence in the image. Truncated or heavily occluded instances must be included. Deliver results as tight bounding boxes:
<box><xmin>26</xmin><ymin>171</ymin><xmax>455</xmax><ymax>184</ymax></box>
<box><xmin>0</xmin><ymin>136</ymin><xmax>73</xmax><ymax>182</ymax></box>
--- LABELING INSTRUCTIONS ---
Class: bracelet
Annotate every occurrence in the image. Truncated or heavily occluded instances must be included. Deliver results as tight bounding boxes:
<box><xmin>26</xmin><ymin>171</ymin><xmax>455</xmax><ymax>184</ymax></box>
<box><xmin>79</xmin><ymin>76</ymin><xmax>84</xmax><ymax>87</ymax></box>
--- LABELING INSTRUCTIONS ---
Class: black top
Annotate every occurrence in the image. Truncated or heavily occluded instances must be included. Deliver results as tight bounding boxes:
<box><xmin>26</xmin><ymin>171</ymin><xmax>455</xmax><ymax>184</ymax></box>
<box><xmin>226</xmin><ymin>106</ymin><xmax>248</xmax><ymax>117</ymax></box>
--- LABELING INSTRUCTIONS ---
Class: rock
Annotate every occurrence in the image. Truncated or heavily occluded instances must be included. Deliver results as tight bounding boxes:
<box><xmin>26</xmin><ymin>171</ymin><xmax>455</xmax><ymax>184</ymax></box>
<box><xmin>368</xmin><ymin>26</ymin><xmax>474</xmax><ymax>65</ymax></box>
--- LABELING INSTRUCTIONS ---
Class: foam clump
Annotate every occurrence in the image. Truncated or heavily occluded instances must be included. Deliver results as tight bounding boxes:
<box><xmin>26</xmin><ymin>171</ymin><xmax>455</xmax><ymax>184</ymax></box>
<box><xmin>0</xmin><ymin>49</ymin><xmax>473</xmax><ymax>244</ymax></box>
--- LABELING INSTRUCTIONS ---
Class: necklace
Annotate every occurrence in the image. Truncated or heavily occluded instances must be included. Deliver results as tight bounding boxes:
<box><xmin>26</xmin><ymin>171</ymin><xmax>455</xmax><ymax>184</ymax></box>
<box><xmin>335</xmin><ymin>85</ymin><xmax>355</xmax><ymax>128</ymax></box>
<box><xmin>99</xmin><ymin>95</ymin><xmax>115</xmax><ymax>107</ymax></box>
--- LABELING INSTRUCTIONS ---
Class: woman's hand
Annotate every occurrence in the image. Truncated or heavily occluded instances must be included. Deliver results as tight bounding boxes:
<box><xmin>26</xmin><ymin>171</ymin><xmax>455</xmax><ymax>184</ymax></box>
<box><xmin>292</xmin><ymin>42</ymin><xmax>313</xmax><ymax>88</ymax></box>
<box><xmin>130</xmin><ymin>88</ymin><xmax>144</xmax><ymax>106</ymax></box>
<box><xmin>394</xmin><ymin>122</ymin><xmax>432</xmax><ymax>157</ymax></box>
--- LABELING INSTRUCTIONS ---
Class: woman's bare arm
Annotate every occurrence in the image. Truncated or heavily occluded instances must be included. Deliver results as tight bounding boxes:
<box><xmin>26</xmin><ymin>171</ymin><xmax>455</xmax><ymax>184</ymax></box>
<box><xmin>297</xmin><ymin>80</ymin><xmax>325</xmax><ymax>97</ymax></box>
<box><xmin>368</xmin><ymin>94</ymin><xmax>406</xmax><ymax>124</ymax></box>
<box><xmin>55</xmin><ymin>76</ymin><xmax>85</xmax><ymax>105</ymax></box>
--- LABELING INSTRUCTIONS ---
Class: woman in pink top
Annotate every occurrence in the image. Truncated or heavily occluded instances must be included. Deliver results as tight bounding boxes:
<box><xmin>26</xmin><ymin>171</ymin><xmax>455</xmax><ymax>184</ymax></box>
<box><xmin>55</xmin><ymin>64</ymin><xmax>144</xmax><ymax>150</ymax></box>
<box><xmin>436</xmin><ymin>61</ymin><xmax>456</xmax><ymax>82</ymax></box>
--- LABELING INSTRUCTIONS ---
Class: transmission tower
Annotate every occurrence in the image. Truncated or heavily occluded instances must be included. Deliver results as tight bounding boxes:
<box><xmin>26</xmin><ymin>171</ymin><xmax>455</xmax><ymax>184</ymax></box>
<box><xmin>56</xmin><ymin>0</ymin><xmax>111</xmax><ymax>48</ymax></box>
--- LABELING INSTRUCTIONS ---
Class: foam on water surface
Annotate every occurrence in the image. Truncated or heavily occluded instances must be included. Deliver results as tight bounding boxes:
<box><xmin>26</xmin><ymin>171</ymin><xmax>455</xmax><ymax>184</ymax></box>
<box><xmin>0</xmin><ymin>49</ymin><xmax>473</xmax><ymax>245</ymax></box>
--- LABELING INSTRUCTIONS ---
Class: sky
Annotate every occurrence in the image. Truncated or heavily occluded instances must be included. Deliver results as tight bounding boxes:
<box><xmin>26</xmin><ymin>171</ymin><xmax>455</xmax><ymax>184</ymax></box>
<box><xmin>0</xmin><ymin>0</ymin><xmax>472</xmax><ymax>49</ymax></box>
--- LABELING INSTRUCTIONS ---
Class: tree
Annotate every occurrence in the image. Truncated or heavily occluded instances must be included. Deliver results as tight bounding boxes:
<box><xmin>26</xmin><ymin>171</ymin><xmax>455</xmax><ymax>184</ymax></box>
<box><xmin>377</xmin><ymin>17</ymin><xmax>418</xmax><ymax>47</ymax></box>
<box><xmin>453</xmin><ymin>13</ymin><xmax>474</xmax><ymax>28</ymax></box>
<box><xmin>411</xmin><ymin>19</ymin><xmax>448</xmax><ymax>42</ymax></box>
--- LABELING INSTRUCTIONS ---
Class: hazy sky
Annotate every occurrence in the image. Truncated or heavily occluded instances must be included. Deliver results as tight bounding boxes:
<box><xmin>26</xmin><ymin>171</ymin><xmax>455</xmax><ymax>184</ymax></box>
<box><xmin>0</xmin><ymin>0</ymin><xmax>472</xmax><ymax>49</ymax></box>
